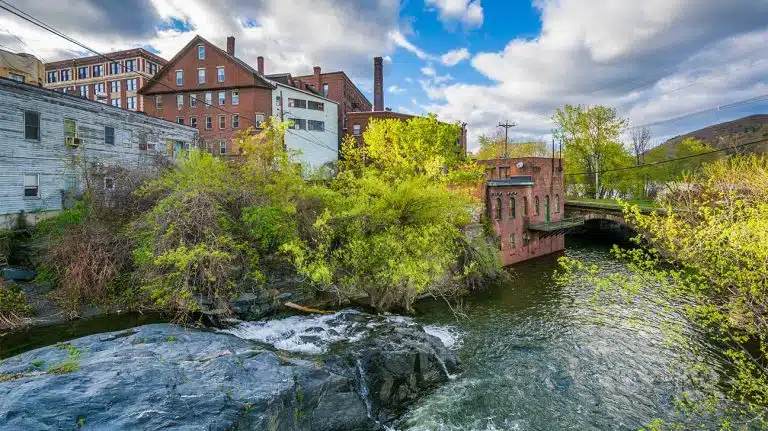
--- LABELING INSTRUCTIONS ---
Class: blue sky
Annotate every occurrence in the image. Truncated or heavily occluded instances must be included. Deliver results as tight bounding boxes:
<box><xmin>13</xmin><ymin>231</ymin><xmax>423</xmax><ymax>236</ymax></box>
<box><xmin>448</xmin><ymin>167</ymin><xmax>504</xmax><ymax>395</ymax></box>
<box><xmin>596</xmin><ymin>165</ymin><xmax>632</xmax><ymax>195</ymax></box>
<box><xmin>1</xmin><ymin>0</ymin><xmax>766</xmax><ymax>150</ymax></box>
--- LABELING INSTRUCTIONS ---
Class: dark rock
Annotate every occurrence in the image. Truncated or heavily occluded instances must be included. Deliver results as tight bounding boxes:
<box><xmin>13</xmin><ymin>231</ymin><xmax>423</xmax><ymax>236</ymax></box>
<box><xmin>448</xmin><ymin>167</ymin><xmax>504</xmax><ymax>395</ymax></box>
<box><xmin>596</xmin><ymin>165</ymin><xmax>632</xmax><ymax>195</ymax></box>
<box><xmin>277</xmin><ymin>292</ymin><xmax>294</xmax><ymax>301</ymax></box>
<box><xmin>0</xmin><ymin>311</ymin><xmax>459</xmax><ymax>430</ymax></box>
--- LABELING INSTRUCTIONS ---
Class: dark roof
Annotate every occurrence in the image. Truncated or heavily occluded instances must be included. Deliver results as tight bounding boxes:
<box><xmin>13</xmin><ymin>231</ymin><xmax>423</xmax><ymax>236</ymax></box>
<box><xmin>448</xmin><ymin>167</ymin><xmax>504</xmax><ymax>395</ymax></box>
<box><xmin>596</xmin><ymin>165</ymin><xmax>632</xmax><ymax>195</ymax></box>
<box><xmin>294</xmin><ymin>70</ymin><xmax>371</xmax><ymax>108</ymax></box>
<box><xmin>139</xmin><ymin>35</ymin><xmax>274</xmax><ymax>94</ymax></box>
<box><xmin>265</xmin><ymin>73</ymin><xmax>293</xmax><ymax>86</ymax></box>
<box><xmin>487</xmin><ymin>176</ymin><xmax>534</xmax><ymax>187</ymax></box>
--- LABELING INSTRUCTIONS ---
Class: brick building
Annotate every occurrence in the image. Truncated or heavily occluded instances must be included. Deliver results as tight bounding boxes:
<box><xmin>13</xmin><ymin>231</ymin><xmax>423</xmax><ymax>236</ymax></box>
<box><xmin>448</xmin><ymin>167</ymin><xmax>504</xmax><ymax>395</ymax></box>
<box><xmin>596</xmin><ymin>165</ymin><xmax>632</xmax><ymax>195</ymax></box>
<box><xmin>139</xmin><ymin>35</ymin><xmax>275</xmax><ymax>156</ymax></box>
<box><xmin>0</xmin><ymin>48</ymin><xmax>44</xmax><ymax>86</ymax></box>
<box><xmin>293</xmin><ymin>66</ymin><xmax>372</xmax><ymax>149</ymax></box>
<box><xmin>44</xmin><ymin>48</ymin><xmax>165</xmax><ymax>111</ymax></box>
<box><xmin>479</xmin><ymin>157</ymin><xmax>571</xmax><ymax>266</ymax></box>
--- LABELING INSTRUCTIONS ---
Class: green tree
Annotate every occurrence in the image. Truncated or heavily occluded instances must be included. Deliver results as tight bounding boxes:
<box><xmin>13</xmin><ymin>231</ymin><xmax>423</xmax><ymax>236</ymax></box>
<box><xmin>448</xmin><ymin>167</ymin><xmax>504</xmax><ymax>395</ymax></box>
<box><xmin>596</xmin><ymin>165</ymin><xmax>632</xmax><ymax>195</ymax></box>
<box><xmin>475</xmin><ymin>131</ymin><xmax>549</xmax><ymax>160</ymax></box>
<box><xmin>553</xmin><ymin>104</ymin><xmax>630</xmax><ymax>198</ymax></box>
<box><xmin>558</xmin><ymin>155</ymin><xmax>768</xmax><ymax>428</ymax></box>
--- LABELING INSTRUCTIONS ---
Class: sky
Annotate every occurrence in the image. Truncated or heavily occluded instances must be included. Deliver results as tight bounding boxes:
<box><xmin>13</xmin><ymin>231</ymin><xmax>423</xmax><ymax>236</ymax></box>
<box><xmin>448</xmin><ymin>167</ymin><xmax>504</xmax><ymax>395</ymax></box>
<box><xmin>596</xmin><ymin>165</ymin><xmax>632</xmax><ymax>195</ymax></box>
<box><xmin>0</xmin><ymin>0</ymin><xmax>767</xmax><ymax>152</ymax></box>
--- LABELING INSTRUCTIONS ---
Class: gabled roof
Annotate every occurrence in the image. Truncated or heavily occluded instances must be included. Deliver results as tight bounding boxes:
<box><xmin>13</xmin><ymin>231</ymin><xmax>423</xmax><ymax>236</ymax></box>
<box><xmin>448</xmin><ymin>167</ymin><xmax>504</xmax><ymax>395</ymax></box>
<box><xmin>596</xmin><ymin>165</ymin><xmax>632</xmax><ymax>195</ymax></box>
<box><xmin>265</xmin><ymin>72</ymin><xmax>324</xmax><ymax>96</ymax></box>
<box><xmin>139</xmin><ymin>35</ymin><xmax>274</xmax><ymax>94</ymax></box>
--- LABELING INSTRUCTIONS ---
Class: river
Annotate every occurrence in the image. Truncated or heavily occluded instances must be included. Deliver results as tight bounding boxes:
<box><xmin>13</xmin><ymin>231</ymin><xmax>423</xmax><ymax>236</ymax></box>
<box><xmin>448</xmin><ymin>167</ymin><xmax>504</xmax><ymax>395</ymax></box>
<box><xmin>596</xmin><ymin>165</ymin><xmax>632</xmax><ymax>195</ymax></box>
<box><xmin>403</xmin><ymin>236</ymin><xmax>723</xmax><ymax>430</ymax></box>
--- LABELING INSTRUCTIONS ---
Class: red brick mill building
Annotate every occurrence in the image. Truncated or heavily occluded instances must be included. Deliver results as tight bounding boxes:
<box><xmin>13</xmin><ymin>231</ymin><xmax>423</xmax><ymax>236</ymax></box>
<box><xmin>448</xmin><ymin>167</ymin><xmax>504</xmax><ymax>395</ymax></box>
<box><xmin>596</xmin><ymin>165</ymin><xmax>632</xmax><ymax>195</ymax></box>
<box><xmin>478</xmin><ymin>157</ymin><xmax>576</xmax><ymax>266</ymax></box>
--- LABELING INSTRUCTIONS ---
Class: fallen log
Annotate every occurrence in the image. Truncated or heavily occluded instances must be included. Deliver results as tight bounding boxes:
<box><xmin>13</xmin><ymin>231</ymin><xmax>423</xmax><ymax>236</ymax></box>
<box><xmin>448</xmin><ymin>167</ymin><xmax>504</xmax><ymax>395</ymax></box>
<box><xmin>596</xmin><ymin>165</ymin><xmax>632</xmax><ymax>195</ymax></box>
<box><xmin>284</xmin><ymin>302</ymin><xmax>334</xmax><ymax>314</ymax></box>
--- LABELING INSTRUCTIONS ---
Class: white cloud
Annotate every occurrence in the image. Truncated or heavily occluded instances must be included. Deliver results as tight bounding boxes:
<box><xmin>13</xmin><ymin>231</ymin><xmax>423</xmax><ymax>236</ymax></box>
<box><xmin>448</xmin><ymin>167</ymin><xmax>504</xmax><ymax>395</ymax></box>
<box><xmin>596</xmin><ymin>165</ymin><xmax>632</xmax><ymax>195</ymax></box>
<box><xmin>425</xmin><ymin>0</ymin><xmax>768</xmax><ymax>151</ymax></box>
<box><xmin>425</xmin><ymin>0</ymin><xmax>484</xmax><ymax>28</ymax></box>
<box><xmin>440</xmin><ymin>47</ymin><xmax>470</xmax><ymax>66</ymax></box>
<box><xmin>388</xmin><ymin>29</ymin><xmax>435</xmax><ymax>61</ymax></box>
<box><xmin>420</xmin><ymin>65</ymin><xmax>437</xmax><ymax>77</ymax></box>
<box><xmin>388</xmin><ymin>84</ymin><xmax>406</xmax><ymax>94</ymax></box>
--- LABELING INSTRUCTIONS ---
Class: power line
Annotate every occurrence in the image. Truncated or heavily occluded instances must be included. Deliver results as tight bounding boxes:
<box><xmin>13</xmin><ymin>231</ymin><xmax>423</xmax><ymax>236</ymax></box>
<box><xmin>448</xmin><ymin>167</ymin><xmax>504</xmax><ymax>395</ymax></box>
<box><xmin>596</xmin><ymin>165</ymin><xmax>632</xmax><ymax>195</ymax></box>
<box><xmin>0</xmin><ymin>20</ymin><xmax>47</xmax><ymax>62</ymax></box>
<box><xmin>497</xmin><ymin>120</ymin><xmax>516</xmax><ymax>158</ymax></box>
<box><xmin>564</xmin><ymin>136</ymin><xmax>768</xmax><ymax>176</ymax></box>
<box><xmin>0</xmin><ymin>0</ymin><xmax>339</xmax><ymax>155</ymax></box>
<box><xmin>627</xmin><ymin>93</ymin><xmax>768</xmax><ymax>131</ymax></box>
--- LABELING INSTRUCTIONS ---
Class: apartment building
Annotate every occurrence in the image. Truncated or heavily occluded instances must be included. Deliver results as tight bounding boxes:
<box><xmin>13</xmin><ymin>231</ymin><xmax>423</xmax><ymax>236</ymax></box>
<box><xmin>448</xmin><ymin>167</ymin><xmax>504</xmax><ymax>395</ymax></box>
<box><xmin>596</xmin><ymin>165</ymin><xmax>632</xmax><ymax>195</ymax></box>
<box><xmin>44</xmin><ymin>48</ymin><xmax>166</xmax><ymax>111</ymax></box>
<box><xmin>293</xmin><ymin>65</ymin><xmax>372</xmax><ymax>149</ymax></box>
<box><xmin>0</xmin><ymin>48</ymin><xmax>44</xmax><ymax>86</ymax></box>
<box><xmin>0</xmin><ymin>78</ymin><xmax>198</xmax><ymax>227</ymax></box>
<box><xmin>139</xmin><ymin>35</ymin><xmax>274</xmax><ymax>157</ymax></box>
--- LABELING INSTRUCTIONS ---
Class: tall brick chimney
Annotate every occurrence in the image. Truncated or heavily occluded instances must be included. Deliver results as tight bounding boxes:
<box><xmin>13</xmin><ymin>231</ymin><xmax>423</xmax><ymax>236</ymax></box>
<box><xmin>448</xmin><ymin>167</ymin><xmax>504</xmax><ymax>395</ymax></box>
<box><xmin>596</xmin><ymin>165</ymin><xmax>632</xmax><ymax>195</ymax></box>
<box><xmin>226</xmin><ymin>36</ymin><xmax>235</xmax><ymax>56</ymax></box>
<box><xmin>313</xmin><ymin>66</ymin><xmax>321</xmax><ymax>90</ymax></box>
<box><xmin>373</xmin><ymin>56</ymin><xmax>383</xmax><ymax>111</ymax></box>
<box><xmin>257</xmin><ymin>56</ymin><xmax>264</xmax><ymax>74</ymax></box>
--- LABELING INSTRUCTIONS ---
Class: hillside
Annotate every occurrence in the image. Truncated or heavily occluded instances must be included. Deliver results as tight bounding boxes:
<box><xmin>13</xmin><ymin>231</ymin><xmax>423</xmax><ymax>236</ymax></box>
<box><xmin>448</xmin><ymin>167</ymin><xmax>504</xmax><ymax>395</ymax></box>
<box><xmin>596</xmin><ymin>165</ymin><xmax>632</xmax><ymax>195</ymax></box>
<box><xmin>653</xmin><ymin>114</ymin><xmax>768</xmax><ymax>156</ymax></box>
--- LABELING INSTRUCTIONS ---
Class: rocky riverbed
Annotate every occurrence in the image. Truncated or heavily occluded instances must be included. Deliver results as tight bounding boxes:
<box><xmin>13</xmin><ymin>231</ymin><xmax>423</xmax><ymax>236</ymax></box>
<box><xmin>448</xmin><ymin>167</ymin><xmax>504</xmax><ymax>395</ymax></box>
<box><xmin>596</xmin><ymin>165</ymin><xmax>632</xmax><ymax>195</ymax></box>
<box><xmin>0</xmin><ymin>310</ymin><xmax>459</xmax><ymax>430</ymax></box>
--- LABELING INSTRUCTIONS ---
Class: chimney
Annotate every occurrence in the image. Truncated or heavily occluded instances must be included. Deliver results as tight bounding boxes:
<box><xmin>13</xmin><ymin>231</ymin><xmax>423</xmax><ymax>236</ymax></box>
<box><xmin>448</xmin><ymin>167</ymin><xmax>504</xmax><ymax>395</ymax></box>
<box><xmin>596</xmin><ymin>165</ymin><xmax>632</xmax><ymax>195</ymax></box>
<box><xmin>373</xmin><ymin>56</ymin><xmax>383</xmax><ymax>111</ymax></box>
<box><xmin>257</xmin><ymin>56</ymin><xmax>264</xmax><ymax>74</ymax></box>
<box><xmin>226</xmin><ymin>36</ymin><xmax>235</xmax><ymax>56</ymax></box>
<box><xmin>313</xmin><ymin>66</ymin><xmax>321</xmax><ymax>90</ymax></box>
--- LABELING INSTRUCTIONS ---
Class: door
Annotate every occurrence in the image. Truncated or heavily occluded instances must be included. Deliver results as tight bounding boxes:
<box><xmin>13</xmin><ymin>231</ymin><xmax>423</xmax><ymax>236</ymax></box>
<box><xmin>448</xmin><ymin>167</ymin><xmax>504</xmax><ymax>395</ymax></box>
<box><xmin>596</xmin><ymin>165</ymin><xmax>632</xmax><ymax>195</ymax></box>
<box><xmin>545</xmin><ymin>195</ymin><xmax>550</xmax><ymax>223</ymax></box>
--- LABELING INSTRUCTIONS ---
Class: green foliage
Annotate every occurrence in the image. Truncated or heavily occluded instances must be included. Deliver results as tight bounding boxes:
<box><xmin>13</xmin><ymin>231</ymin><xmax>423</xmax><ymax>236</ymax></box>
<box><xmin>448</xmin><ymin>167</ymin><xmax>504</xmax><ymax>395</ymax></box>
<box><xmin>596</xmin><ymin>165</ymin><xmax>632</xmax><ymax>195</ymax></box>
<box><xmin>0</xmin><ymin>281</ymin><xmax>32</xmax><ymax>329</ymax></box>
<box><xmin>558</xmin><ymin>155</ymin><xmax>768</xmax><ymax>428</ymax></box>
<box><xmin>31</xmin><ymin>360</ymin><xmax>44</xmax><ymax>367</ymax></box>
<box><xmin>49</xmin><ymin>343</ymin><xmax>82</xmax><ymax>374</ymax></box>
<box><xmin>475</xmin><ymin>132</ymin><xmax>549</xmax><ymax>160</ymax></box>
<box><xmin>241</xmin><ymin>205</ymin><xmax>297</xmax><ymax>254</ymax></box>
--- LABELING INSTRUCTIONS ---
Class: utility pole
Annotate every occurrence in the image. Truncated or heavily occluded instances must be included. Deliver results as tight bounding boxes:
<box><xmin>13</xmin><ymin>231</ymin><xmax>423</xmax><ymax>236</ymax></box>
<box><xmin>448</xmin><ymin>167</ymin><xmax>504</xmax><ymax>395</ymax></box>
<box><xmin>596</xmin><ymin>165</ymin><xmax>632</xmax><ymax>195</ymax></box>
<box><xmin>498</xmin><ymin>121</ymin><xmax>516</xmax><ymax>159</ymax></box>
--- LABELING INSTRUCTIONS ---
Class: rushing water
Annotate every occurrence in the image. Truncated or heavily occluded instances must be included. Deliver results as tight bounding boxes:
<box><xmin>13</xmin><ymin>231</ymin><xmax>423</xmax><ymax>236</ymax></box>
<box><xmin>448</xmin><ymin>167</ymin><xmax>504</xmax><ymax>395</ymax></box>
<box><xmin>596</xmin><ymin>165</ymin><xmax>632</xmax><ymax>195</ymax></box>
<box><xmin>402</xmin><ymin>236</ymin><xmax>723</xmax><ymax>431</ymax></box>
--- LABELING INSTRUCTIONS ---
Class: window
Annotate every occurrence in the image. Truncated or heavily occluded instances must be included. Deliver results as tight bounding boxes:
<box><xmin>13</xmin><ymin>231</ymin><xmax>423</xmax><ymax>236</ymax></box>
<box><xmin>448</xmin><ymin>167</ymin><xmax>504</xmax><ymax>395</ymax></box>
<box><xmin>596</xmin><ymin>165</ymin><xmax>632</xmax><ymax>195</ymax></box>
<box><xmin>232</xmin><ymin>114</ymin><xmax>239</xmax><ymax>129</ymax></box>
<box><xmin>24</xmin><ymin>174</ymin><xmax>39</xmax><ymax>198</ymax></box>
<box><xmin>197</xmin><ymin>44</ymin><xmax>205</xmax><ymax>60</ymax></box>
<box><xmin>205</xmin><ymin>141</ymin><xmax>212</xmax><ymax>153</ymax></box>
<box><xmin>510</xmin><ymin>233</ymin><xmax>516</xmax><ymax>250</ymax></box>
<box><xmin>198</xmin><ymin>68</ymin><xmax>205</xmax><ymax>84</ymax></box>
<box><xmin>148</xmin><ymin>62</ymin><xmax>157</xmax><ymax>74</ymax></box>
<box><xmin>254</xmin><ymin>113</ymin><xmax>265</xmax><ymax>128</ymax></box>
<box><xmin>535</xmin><ymin>196</ymin><xmax>540</xmax><ymax>216</ymax></box>
<box><xmin>499</xmin><ymin>166</ymin><xmax>510</xmax><ymax>178</ymax></box>
<box><xmin>76</xmin><ymin>85</ymin><xmax>88</xmax><ymax>99</ymax></box>
<box><xmin>231</xmin><ymin>90</ymin><xmax>239</xmax><ymax>105</ymax></box>
<box><xmin>290</xmin><ymin>118</ymin><xmax>306</xmax><ymax>130</ymax></box>
<box><xmin>126</xmin><ymin>78</ymin><xmax>137</xmax><ymax>91</ymax></box>
<box><xmin>190</xmin><ymin>93</ymin><xmax>197</xmax><ymax>108</ymax></box>
<box><xmin>47</xmin><ymin>71</ymin><xmax>57</xmax><ymax>83</ymax></box>
<box><xmin>510</xmin><ymin>197</ymin><xmax>516</xmax><ymax>218</ymax></box>
<box><xmin>176</xmin><ymin>94</ymin><xmax>184</xmax><ymax>109</ymax></box>
<box><xmin>523</xmin><ymin>196</ymin><xmax>529</xmax><ymax>217</ymax></box>
<box><xmin>352</xmin><ymin>124</ymin><xmax>361</xmax><ymax>136</ymax></box>
<box><xmin>155</xmin><ymin>95</ymin><xmax>163</xmax><ymax>109</ymax></box>
<box><xmin>287</xmin><ymin>98</ymin><xmax>306</xmax><ymax>108</ymax></box>
<box><xmin>307</xmin><ymin>100</ymin><xmax>324</xmax><ymax>111</ymax></box>
<box><xmin>176</xmin><ymin>70</ymin><xmax>183</xmax><ymax>87</ymax></box>
<box><xmin>95</xmin><ymin>82</ymin><xmax>105</xmax><ymax>94</ymax></box>
<box><xmin>205</xmin><ymin>116</ymin><xmax>212</xmax><ymax>130</ymax></box>
<box><xmin>218</xmin><ymin>91</ymin><xmax>225</xmax><ymax>105</ymax></box>
<box><xmin>60</xmin><ymin>69</ymin><xmax>70</xmax><ymax>81</ymax></box>
<box><xmin>24</xmin><ymin>111</ymin><xmax>40</xmax><ymax>140</ymax></box>
<box><xmin>110</xmin><ymin>80</ymin><xmax>121</xmax><ymax>93</ymax></box>
<box><xmin>495</xmin><ymin>198</ymin><xmax>502</xmax><ymax>220</ymax></box>
<box><xmin>104</xmin><ymin>177</ymin><xmax>115</xmax><ymax>191</ymax></box>
<box><xmin>111</xmin><ymin>98</ymin><xmax>121</xmax><ymax>108</ymax></box>
<box><xmin>61</xmin><ymin>87</ymin><xmax>69</xmax><ymax>94</ymax></box>
<box><xmin>217</xmin><ymin>66</ymin><xmax>225</xmax><ymax>83</ymax></box>
<box><xmin>555</xmin><ymin>195</ymin><xmax>560</xmax><ymax>214</ymax></box>
<box><xmin>93</xmin><ymin>64</ymin><xmax>103</xmax><ymax>78</ymax></box>
<box><xmin>322</xmin><ymin>83</ymin><xmax>329</xmax><ymax>97</ymax></box>
<box><xmin>219</xmin><ymin>140</ymin><xmax>227</xmax><ymax>155</ymax></box>
<box><xmin>63</xmin><ymin>119</ymin><xmax>77</xmax><ymax>138</ymax></box>
<box><xmin>190</xmin><ymin>116</ymin><xmax>197</xmax><ymax>128</ymax></box>
<box><xmin>126</xmin><ymin>96</ymin><xmax>137</xmax><ymax>111</ymax></box>
<box><xmin>204</xmin><ymin>92</ymin><xmax>212</xmax><ymax>106</ymax></box>
<box><xmin>523</xmin><ymin>231</ymin><xmax>530</xmax><ymax>246</ymax></box>
<box><xmin>176</xmin><ymin>117</ymin><xmax>185</xmax><ymax>125</ymax></box>
<box><xmin>218</xmin><ymin>115</ymin><xmax>225</xmax><ymax>129</ymax></box>
<box><xmin>109</xmin><ymin>61</ymin><xmax>121</xmax><ymax>74</ymax></box>
<box><xmin>8</xmin><ymin>72</ymin><xmax>24</xmax><ymax>83</ymax></box>
<box><xmin>125</xmin><ymin>60</ymin><xmax>136</xmax><ymax>72</ymax></box>
<box><xmin>78</xmin><ymin>67</ymin><xmax>88</xmax><ymax>79</ymax></box>
<box><xmin>103</xmin><ymin>126</ymin><xmax>115</xmax><ymax>145</ymax></box>
<box><xmin>307</xmin><ymin>120</ymin><xmax>324</xmax><ymax>132</ymax></box>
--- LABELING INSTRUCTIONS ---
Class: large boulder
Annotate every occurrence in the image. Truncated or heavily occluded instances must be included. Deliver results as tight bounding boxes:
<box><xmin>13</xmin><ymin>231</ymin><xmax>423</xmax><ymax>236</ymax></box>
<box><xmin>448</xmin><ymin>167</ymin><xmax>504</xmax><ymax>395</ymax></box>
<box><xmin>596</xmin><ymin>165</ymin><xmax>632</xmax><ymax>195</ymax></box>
<box><xmin>0</xmin><ymin>311</ymin><xmax>459</xmax><ymax>430</ymax></box>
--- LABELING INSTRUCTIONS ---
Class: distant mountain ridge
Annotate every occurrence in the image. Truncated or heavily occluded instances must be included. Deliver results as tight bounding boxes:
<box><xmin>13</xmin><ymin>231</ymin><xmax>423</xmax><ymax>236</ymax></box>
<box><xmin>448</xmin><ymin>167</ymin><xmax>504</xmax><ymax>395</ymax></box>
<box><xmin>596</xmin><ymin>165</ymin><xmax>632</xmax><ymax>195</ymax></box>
<box><xmin>654</xmin><ymin>114</ymin><xmax>768</xmax><ymax>155</ymax></box>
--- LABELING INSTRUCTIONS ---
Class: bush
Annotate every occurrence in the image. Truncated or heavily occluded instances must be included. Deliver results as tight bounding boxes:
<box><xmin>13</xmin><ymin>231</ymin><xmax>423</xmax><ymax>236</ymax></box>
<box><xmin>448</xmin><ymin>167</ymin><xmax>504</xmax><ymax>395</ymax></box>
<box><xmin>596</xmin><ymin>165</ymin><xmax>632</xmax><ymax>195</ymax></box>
<box><xmin>0</xmin><ymin>281</ymin><xmax>32</xmax><ymax>330</ymax></box>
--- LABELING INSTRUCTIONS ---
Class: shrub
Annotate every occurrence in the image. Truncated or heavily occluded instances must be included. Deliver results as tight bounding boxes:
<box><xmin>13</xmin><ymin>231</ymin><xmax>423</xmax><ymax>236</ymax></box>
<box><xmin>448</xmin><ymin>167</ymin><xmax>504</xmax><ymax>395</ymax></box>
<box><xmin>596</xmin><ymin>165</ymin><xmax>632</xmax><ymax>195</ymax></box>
<box><xmin>0</xmin><ymin>281</ymin><xmax>32</xmax><ymax>330</ymax></box>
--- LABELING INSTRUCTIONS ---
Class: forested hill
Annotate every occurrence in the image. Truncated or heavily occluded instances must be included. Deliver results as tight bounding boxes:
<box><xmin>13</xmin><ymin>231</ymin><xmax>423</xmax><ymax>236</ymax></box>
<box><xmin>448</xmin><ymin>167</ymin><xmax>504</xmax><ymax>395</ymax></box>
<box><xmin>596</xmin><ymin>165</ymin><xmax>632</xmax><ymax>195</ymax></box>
<box><xmin>654</xmin><ymin>114</ymin><xmax>768</xmax><ymax>155</ymax></box>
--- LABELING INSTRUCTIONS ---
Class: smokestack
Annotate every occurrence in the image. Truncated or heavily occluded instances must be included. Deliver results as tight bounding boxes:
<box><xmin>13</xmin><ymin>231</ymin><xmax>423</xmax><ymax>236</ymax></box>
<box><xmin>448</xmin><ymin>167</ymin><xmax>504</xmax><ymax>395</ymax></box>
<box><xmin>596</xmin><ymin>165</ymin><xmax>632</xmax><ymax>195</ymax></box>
<box><xmin>226</xmin><ymin>36</ymin><xmax>235</xmax><ymax>56</ymax></box>
<box><xmin>373</xmin><ymin>56</ymin><xmax>383</xmax><ymax>111</ymax></box>
<box><xmin>257</xmin><ymin>56</ymin><xmax>264</xmax><ymax>74</ymax></box>
<box><xmin>313</xmin><ymin>66</ymin><xmax>321</xmax><ymax>90</ymax></box>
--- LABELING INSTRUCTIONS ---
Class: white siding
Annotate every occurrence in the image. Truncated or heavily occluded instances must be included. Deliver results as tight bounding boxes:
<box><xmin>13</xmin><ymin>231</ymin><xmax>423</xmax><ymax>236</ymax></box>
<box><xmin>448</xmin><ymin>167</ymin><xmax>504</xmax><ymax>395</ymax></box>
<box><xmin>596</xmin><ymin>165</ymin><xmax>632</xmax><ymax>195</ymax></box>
<box><xmin>271</xmin><ymin>84</ymin><xmax>339</xmax><ymax>171</ymax></box>
<box><xmin>0</xmin><ymin>78</ymin><xmax>198</xmax><ymax>218</ymax></box>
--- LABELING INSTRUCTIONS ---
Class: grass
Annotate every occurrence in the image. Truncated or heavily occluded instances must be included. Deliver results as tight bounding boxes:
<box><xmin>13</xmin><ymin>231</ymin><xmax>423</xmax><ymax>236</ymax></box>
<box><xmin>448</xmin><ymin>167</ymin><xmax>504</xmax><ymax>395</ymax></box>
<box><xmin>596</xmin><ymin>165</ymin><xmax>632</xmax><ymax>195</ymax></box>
<box><xmin>31</xmin><ymin>360</ymin><xmax>45</xmax><ymax>368</ymax></box>
<box><xmin>166</xmin><ymin>335</ymin><xmax>177</xmax><ymax>343</ymax></box>
<box><xmin>48</xmin><ymin>343</ymin><xmax>82</xmax><ymax>374</ymax></box>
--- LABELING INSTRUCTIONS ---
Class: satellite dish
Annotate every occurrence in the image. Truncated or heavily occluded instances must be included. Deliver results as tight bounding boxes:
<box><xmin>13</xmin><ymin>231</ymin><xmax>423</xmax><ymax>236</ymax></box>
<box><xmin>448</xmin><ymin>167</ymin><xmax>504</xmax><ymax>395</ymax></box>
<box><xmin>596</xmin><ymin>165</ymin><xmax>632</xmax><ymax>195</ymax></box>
<box><xmin>516</xmin><ymin>161</ymin><xmax>524</xmax><ymax>169</ymax></box>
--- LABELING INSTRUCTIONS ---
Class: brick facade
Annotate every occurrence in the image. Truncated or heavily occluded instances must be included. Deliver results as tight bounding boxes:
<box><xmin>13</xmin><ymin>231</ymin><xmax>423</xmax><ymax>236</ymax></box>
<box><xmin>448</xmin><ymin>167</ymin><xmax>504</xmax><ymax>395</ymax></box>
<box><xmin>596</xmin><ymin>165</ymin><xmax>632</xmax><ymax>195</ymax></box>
<box><xmin>139</xmin><ymin>36</ymin><xmax>274</xmax><ymax>156</ymax></box>
<box><xmin>44</xmin><ymin>48</ymin><xmax>166</xmax><ymax>113</ymax></box>
<box><xmin>479</xmin><ymin>157</ymin><xmax>566</xmax><ymax>266</ymax></box>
